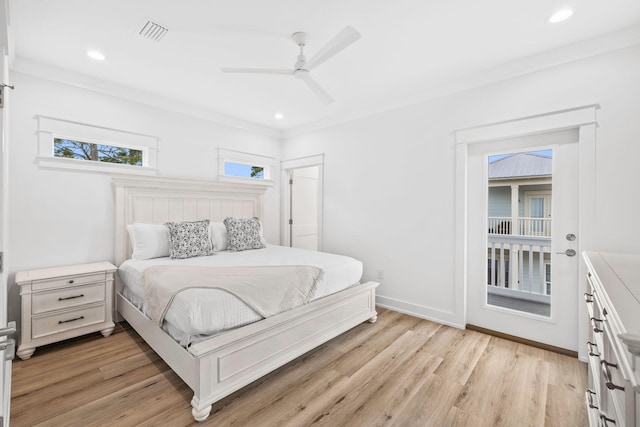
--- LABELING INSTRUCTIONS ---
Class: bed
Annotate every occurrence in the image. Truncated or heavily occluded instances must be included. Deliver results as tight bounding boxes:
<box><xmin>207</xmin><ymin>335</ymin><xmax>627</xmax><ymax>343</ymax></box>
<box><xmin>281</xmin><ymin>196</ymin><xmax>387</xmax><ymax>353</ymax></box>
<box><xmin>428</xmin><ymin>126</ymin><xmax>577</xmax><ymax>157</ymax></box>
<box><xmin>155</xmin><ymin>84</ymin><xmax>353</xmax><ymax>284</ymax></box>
<box><xmin>112</xmin><ymin>174</ymin><xmax>378</xmax><ymax>422</ymax></box>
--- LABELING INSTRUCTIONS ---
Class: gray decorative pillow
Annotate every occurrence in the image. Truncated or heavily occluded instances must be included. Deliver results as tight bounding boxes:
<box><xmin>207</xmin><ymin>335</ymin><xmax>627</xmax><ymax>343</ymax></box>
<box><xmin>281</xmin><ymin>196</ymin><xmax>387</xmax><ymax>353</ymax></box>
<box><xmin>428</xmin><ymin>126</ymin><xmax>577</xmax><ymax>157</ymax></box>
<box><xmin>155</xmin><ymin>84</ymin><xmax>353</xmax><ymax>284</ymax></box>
<box><xmin>223</xmin><ymin>217</ymin><xmax>266</xmax><ymax>252</ymax></box>
<box><xmin>165</xmin><ymin>220</ymin><xmax>214</xmax><ymax>259</ymax></box>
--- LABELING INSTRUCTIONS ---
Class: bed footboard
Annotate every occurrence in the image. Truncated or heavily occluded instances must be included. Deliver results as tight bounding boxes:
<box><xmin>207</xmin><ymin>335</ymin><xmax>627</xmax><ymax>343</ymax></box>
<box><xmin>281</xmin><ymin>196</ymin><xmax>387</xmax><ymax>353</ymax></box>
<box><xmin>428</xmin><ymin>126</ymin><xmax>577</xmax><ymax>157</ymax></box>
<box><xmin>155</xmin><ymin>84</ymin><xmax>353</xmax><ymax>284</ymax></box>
<box><xmin>118</xmin><ymin>281</ymin><xmax>378</xmax><ymax>422</ymax></box>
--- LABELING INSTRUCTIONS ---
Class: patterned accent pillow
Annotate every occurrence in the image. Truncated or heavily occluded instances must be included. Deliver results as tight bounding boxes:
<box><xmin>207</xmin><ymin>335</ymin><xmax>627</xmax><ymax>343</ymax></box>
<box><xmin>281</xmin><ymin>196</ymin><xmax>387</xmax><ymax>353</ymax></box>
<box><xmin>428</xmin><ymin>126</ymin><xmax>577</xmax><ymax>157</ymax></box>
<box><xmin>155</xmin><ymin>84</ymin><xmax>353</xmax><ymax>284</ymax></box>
<box><xmin>224</xmin><ymin>217</ymin><xmax>266</xmax><ymax>252</ymax></box>
<box><xmin>165</xmin><ymin>220</ymin><xmax>214</xmax><ymax>259</ymax></box>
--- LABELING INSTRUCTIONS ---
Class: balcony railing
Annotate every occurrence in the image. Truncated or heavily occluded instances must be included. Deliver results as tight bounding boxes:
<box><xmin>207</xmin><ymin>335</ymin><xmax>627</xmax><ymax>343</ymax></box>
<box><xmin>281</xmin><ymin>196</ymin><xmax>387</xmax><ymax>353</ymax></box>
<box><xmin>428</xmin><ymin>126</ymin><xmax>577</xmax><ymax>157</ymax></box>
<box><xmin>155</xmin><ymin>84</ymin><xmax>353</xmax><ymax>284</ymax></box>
<box><xmin>488</xmin><ymin>216</ymin><xmax>551</xmax><ymax>237</ymax></box>
<box><xmin>487</xmin><ymin>234</ymin><xmax>551</xmax><ymax>307</ymax></box>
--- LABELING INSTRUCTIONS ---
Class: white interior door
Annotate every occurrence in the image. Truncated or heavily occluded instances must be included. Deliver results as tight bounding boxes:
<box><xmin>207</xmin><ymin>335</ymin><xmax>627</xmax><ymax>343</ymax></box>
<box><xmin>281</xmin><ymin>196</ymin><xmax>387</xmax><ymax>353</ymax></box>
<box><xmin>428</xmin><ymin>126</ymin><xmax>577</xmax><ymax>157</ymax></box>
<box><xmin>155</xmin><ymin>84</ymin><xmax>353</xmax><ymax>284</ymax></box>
<box><xmin>0</xmin><ymin>48</ymin><xmax>12</xmax><ymax>427</ymax></box>
<box><xmin>289</xmin><ymin>166</ymin><xmax>320</xmax><ymax>251</ymax></box>
<box><xmin>467</xmin><ymin>134</ymin><xmax>580</xmax><ymax>351</ymax></box>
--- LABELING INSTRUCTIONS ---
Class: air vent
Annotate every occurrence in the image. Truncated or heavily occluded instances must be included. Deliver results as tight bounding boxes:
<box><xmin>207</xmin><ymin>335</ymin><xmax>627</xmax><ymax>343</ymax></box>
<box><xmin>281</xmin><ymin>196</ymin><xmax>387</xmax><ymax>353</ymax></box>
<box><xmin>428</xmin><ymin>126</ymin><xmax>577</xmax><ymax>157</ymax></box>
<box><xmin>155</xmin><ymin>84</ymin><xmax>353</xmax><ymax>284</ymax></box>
<box><xmin>137</xmin><ymin>18</ymin><xmax>169</xmax><ymax>42</ymax></box>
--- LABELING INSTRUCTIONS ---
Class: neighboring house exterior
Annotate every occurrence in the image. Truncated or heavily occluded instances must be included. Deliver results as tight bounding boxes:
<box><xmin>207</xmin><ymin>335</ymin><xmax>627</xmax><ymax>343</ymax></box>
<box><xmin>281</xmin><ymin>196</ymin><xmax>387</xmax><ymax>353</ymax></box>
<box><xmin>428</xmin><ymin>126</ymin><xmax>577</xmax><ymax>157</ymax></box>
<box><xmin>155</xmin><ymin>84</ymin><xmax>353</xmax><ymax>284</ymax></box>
<box><xmin>487</xmin><ymin>153</ymin><xmax>552</xmax><ymax>314</ymax></box>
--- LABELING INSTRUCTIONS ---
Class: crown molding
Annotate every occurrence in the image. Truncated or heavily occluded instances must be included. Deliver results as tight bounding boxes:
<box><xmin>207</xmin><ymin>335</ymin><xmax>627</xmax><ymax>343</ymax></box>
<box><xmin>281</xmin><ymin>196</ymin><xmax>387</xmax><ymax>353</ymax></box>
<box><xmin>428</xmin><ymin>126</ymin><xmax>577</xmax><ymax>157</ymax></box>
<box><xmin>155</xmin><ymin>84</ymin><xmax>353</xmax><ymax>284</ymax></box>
<box><xmin>11</xmin><ymin>56</ymin><xmax>283</xmax><ymax>139</ymax></box>
<box><xmin>282</xmin><ymin>24</ymin><xmax>640</xmax><ymax>139</ymax></box>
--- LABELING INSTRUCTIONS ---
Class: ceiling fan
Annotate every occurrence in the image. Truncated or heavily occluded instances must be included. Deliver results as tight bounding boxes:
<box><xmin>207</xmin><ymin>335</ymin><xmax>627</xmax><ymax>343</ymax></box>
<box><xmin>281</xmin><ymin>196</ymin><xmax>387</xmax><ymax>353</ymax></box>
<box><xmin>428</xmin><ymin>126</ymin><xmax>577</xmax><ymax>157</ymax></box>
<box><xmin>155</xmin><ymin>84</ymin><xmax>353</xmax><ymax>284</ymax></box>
<box><xmin>221</xmin><ymin>26</ymin><xmax>361</xmax><ymax>105</ymax></box>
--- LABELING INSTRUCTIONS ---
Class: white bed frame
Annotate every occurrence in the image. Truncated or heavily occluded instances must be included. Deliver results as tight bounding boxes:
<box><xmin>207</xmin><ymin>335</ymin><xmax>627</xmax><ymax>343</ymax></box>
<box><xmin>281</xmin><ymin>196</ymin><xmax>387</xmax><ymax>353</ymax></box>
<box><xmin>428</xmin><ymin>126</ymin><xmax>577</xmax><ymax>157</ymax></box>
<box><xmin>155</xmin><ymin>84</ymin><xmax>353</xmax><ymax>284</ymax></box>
<box><xmin>111</xmin><ymin>174</ymin><xmax>378</xmax><ymax>422</ymax></box>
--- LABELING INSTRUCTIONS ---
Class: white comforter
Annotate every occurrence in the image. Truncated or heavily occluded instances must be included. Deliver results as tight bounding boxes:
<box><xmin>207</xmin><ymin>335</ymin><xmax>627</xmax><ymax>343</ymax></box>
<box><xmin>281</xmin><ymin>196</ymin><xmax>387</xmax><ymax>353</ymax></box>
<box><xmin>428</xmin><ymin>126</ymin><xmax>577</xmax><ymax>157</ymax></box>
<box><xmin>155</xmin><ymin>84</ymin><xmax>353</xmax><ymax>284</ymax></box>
<box><xmin>118</xmin><ymin>245</ymin><xmax>363</xmax><ymax>346</ymax></box>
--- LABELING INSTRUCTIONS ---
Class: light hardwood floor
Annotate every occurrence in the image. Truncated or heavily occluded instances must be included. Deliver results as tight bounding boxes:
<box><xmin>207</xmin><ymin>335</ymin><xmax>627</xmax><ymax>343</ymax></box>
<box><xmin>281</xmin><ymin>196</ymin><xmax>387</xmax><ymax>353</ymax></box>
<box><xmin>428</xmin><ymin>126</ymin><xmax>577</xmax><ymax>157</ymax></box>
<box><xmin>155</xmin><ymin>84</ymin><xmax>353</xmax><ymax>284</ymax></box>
<box><xmin>11</xmin><ymin>308</ymin><xmax>587</xmax><ymax>426</ymax></box>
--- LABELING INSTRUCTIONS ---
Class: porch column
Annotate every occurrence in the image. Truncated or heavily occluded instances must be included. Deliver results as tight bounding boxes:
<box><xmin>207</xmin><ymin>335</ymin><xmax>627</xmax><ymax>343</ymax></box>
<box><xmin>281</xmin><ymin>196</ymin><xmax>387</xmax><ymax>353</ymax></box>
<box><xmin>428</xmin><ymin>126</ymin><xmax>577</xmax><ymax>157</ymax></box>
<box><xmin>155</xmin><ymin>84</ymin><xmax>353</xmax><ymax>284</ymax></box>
<box><xmin>510</xmin><ymin>184</ymin><xmax>519</xmax><ymax>234</ymax></box>
<box><xmin>511</xmin><ymin>185</ymin><xmax>519</xmax><ymax>289</ymax></box>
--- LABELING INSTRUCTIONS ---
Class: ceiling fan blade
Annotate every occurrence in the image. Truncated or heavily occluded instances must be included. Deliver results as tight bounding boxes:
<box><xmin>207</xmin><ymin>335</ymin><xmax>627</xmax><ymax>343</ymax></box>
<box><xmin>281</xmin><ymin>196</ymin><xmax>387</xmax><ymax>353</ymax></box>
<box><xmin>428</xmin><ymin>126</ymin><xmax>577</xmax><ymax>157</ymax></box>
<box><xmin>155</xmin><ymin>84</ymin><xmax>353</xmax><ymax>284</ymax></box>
<box><xmin>299</xmin><ymin>73</ymin><xmax>334</xmax><ymax>105</ymax></box>
<box><xmin>305</xmin><ymin>26</ymin><xmax>361</xmax><ymax>71</ymax></box>
<box><xmin>221</xmin><ymin>68</ymin><xmax>294</xmax><ymax>75</ymax></box>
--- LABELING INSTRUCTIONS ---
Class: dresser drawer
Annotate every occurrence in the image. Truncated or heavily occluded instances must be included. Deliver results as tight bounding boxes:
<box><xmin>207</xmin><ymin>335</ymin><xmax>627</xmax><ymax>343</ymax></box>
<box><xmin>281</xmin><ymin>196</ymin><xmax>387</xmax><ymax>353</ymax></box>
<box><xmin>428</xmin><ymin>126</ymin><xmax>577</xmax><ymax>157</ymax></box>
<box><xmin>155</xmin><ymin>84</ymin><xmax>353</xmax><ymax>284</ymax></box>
<box><xmin>32</xmin><ymin>283</ymin><xmax>105</xmax><ymax>315</ymax></box>
<box><xmin>32</xmin><ymin>305</ymin><xmax>106</xmax><ymax>339</ymax></box>
<box><xmin>32</xmin><ymin>272</ymin><xmax>107</xmax><ymax>292</ymax></box>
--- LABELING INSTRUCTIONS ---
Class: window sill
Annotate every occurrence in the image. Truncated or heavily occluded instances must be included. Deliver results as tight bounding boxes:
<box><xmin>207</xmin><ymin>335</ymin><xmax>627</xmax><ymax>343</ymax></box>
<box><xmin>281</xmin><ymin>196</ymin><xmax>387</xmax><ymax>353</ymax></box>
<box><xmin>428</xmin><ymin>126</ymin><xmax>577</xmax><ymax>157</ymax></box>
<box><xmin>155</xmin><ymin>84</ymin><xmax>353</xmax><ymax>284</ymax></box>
<box><xmin>217</xmin><ymin>175</ymin><xmax>274</xmax><ymax>187</ymax></box>
<box><xmin>36</xmin><ymin>156</ymin><xmax>158</xmax><ymax>176</ymax></box>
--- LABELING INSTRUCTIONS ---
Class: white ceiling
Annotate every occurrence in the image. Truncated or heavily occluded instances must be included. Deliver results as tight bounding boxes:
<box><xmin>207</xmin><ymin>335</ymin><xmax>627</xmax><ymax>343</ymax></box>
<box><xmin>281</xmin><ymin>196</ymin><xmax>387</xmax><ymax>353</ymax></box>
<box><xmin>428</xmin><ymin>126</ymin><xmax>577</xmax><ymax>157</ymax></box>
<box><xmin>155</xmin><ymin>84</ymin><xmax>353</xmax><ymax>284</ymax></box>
<box><xmin>11</xmin><ymin>0</ymin><xmax>640</xmax><ymax>136</ymax></box>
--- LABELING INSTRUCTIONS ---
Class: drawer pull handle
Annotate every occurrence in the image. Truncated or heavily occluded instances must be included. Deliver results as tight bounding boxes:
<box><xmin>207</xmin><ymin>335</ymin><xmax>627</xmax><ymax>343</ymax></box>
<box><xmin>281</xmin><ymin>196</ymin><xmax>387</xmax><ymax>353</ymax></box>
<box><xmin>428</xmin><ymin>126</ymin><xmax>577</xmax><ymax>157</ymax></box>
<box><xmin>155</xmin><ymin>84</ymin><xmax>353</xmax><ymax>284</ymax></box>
<box><xmin>58</xmin><ymin>316</ymin><xmax>84</xmax><ymax>325</ymax></box>
<box><xmin>68</xmin><ymin>279</ymin><xmax>74</xmax><ymax>284</ymax></box>
<box><xmin>599</xmin><ymin>413</ymin><xmax>616</xmax><ymax>425</ymax></box>
<box><xmin>601</xmin><ymin>360</ymin><xmax>625</xmax><ymax>391</ymax></box>
<box><xmin>58</xmin><ymin>294</ymin><xmax>84</xmax><ymax>301</ymax></box>
<box><xmin>590</xmin><ymin>317</ymin><xmax>603</xmax><ymax>333</ymax></box>
<box><xmin>584</xmin><ymin>292</ymin><xmax>594</xmax><ymax>303</ymax></box>
<box><xmin>586</xmin><ymin>342</ymin><xmax>599</xmax><ymax>357</ymax></box>
<box><xmin>586</xmin><ymin>390</ymin><xmax>598</xmax><ymax>409</ymax></box>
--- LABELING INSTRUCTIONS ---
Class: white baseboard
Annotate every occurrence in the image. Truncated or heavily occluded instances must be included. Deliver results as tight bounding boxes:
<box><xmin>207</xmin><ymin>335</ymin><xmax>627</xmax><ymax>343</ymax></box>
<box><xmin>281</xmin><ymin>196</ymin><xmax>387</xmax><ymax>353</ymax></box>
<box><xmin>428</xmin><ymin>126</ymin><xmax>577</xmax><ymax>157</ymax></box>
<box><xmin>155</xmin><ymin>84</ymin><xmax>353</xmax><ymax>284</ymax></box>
<box><xmin>375</xmin><ymin>295</ymin><xmax>465</xmax><ymax>329</ymax></box>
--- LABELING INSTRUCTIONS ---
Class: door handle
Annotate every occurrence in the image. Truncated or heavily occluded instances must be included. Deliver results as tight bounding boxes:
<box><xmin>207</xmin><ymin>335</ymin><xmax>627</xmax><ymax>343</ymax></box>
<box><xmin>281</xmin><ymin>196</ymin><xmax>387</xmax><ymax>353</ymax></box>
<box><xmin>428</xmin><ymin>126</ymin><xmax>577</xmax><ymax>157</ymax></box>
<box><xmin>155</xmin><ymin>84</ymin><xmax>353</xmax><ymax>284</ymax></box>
<box><xmin>0</xmin><ymin>321</ymin><xmax>16</xmax><ymax>361</ymax></box>
<box><xmin>0</xmin><ymin>321</ymin><xmax>15</xmax><ymax>337</ymax></box>
<box><xmin>556</xmin><ymin>249</ymin><xmax>576</xmax><ymax>257</ymax></box>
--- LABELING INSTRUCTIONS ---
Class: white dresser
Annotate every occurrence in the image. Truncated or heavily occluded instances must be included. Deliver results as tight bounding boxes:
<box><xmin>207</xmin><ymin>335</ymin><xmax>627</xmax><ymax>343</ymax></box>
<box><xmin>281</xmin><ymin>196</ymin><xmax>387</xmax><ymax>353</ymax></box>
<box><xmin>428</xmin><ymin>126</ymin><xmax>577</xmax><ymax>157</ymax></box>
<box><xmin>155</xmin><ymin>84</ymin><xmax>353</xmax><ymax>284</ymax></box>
<box><xmin>583</xmin><ymin>252</ymin><xmax>640</xmax><ymax>427</ymax></box>
<box><xmin>16</xmin><ymin>262</ymin><xmax>116</xmax><ymax>360</ymax></box>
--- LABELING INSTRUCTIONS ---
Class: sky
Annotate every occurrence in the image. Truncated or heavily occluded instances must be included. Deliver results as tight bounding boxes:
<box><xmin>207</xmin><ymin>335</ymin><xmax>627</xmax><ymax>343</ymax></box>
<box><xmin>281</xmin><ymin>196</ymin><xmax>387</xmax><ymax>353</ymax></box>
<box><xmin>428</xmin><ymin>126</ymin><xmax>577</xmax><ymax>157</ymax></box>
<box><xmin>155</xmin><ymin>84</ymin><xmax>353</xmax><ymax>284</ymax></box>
<box><xmin>224</xmin><ymin>162</ymin><xmax>263</xmax><ymax>178</ymax></box>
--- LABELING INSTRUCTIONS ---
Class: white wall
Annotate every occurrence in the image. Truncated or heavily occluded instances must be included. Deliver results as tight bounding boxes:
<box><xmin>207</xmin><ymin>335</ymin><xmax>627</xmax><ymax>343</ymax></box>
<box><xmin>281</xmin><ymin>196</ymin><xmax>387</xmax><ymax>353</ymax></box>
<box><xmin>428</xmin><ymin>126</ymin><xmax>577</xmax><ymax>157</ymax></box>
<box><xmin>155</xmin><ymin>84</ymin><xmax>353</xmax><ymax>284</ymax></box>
<box><xmin>7</xmin><ymin>72</ymin><xmax>282</xmax><ymax>324</ymax></box>
<box><xmin>282</xmin><ymin>44</ymin><xmax>640</xmax><ymax>327</ymax></box>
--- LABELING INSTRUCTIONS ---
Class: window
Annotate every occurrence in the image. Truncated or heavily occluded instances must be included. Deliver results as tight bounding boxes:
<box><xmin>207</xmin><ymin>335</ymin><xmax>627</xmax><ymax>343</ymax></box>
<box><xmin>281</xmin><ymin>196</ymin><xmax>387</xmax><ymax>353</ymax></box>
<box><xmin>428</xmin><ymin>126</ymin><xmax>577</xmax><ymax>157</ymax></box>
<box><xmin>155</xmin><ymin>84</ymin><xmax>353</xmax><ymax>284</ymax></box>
<box><xmin>218</xmin><ymin>148</ymin><xmax>274</xmax><ymax>185</ymax></box>
<box><xmin>54</xmin><ymin>138</ymin><xmax>143</xmax><ymax>166</ymax></box>
<box><xmin>36</xmin><ymin>115</ymin><xmax>158</xmax><ymax>175</ymax></box>
<box><xmin>224</xmin><ymin>162</ymin><xmax>264</xmax><ymax>179</ymax></box>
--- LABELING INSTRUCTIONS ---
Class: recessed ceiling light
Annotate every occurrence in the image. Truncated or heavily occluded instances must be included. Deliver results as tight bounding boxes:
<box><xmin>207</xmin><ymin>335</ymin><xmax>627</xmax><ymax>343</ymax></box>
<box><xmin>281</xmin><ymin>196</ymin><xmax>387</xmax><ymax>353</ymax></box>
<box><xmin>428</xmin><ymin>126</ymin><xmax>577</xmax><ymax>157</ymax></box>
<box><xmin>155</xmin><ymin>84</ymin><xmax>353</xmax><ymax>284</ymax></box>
<box><xmin>274</xmin><ymin>113</ymin><xmax>284</xmax><ymax>119</ymax></box>
<box><xmin>547</xmin><ymin>9</ymin><xmax>574</xmax><ymax>24</ymax></box>
<box><xmin>87</xmin><ymin>50</ymin><xmax>106</xmax><ymax>61</ymax></box>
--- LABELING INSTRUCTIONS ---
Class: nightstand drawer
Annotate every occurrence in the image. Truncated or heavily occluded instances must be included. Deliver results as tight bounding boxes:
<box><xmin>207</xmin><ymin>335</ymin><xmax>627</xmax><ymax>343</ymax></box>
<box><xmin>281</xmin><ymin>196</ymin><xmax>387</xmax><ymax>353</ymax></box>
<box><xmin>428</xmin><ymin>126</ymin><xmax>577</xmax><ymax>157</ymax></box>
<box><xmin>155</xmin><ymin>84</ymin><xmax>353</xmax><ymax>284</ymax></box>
<box><xmin>32</xmin><ymin>283</ymin><xmax>106</xmax><ymax>315</ymax></box>
<box><xmin>32</xmin><ymin>272</ymin><xmax>107</xmax><ymax>292</ymax></box>
<box><xmin>32</xmin><ymin>305</ymin><xmax>106</xmax><ymax>339</ymax></box>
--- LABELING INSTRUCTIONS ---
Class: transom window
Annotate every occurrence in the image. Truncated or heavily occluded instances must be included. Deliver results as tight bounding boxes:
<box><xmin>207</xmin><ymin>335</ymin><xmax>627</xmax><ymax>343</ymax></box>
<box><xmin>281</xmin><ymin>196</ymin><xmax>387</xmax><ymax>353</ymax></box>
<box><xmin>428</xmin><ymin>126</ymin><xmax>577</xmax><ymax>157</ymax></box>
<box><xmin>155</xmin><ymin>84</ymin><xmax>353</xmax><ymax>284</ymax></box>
<box><xmin>36</xmin><ymin>115</ymin><xmax>158</xmax><ymax>175</ymax></box>
<box><xmin>54</xmin><ymin>138</ymin><xmax>143</xmax><ymax>166</ymax></box>
<box><xmin>224</xmin><ymin>162</ymin><xmax>264</xmax><ymax>179</ymax></box>
<box><xmin>218</xmin><ymin>148</ymin><xmax>274</xmax><ymax>185</ymax></box>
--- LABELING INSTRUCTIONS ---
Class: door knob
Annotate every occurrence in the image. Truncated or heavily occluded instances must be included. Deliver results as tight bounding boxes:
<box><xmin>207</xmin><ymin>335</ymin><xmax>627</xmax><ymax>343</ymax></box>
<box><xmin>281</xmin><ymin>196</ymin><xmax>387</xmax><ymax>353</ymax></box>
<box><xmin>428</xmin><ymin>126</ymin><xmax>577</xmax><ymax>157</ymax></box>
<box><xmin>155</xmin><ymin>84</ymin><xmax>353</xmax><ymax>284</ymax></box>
<box><xmin>566</xmin><ymin>233</ymin><xmax>576</xmax><ymax>241</ymax></box>
<box><xmin>556</xmin><ymin>249</ymin><xmax>576</xmax><ymax>257</ymax></box>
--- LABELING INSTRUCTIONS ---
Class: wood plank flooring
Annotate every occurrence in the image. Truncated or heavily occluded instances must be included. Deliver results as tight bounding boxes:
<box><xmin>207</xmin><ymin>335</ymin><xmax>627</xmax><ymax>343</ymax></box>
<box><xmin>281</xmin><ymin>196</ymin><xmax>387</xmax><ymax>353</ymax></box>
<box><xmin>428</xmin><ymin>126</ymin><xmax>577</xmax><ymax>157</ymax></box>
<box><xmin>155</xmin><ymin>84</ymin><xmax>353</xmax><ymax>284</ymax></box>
<box><xmin>10</xmin><ymin>308</ymin><xmax>587</xmax><ymax>426</ymax></box>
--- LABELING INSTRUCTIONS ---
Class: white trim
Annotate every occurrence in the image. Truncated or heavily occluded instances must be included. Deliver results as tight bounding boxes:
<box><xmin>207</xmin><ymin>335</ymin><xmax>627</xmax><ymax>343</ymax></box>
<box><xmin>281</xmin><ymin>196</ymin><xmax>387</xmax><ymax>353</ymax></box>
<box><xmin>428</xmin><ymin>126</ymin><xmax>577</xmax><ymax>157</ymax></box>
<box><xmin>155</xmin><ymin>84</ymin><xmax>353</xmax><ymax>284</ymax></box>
<box><xmin>375</xmin><ymin>295</ymin><xmax>464</xmax><ymax>329</ymax></box>
<box><xmin>37</xmin><ymin>156</ymin><xmax>157</xmax><ymax>176</ymax></box>
<box><xmin>35</xmin><ymin>115</ymin><xmax>159</xmax><ymax>175</ymax></box>
<box><xmin>217</xmin><ymin>147</ymin><xmax>275</xmax><ymax>182</ymax></box>
<box><xmin>455</xmin><ymin>105</ymin><xmax>599</xmax><ymax>144</ymax></box>
<box><xmin>455</xmin><ymin>105</ymin><xmax>597</xmax><ymax>358</ymax></box>
<box><xmin>281</xmin><ymin>153</ymin><xmax>324</xmax><ymax>170</ymax></box>
<box><xmin>283</xmin><ymin>27</ymin><xmax>639</xmax><ymax>138</ymax></box>
<box><xmin>13</xmin><ymin>60</ymin><xmax>281</xmax><ymax>138</ymax></box>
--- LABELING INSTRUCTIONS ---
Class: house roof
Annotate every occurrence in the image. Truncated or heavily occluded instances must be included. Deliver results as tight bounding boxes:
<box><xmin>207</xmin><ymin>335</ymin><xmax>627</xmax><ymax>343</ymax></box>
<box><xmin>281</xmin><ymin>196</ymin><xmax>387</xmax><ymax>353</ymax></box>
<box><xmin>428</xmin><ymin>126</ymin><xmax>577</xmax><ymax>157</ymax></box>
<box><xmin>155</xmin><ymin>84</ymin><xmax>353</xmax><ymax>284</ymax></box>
<box><xmin>489</xmin><ymin>153</ymin><xmax>552</xmax><ymax>179</ymax></box>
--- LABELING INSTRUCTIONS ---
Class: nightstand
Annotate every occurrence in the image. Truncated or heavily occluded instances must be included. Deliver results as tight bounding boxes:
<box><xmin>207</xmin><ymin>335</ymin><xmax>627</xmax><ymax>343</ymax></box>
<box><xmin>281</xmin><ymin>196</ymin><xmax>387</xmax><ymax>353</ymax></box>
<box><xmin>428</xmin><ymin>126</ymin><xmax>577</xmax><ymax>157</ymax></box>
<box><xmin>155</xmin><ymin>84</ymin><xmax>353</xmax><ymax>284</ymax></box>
<box><xmin>16</xmin><ymin>261</ymin><xmax>116</xmax><ymax>360</ymax></box>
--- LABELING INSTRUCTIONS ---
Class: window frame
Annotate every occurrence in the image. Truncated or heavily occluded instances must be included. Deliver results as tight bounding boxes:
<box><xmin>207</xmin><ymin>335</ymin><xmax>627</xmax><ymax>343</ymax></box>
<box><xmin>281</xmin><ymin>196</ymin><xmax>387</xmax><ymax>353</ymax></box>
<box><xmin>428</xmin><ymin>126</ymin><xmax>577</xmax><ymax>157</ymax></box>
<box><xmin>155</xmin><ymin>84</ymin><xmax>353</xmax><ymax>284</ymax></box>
<box><xmin>217</xmin><ymin>147</ymin><xmax>274</xmax><ymax>186</ymax></box>
<box><xmin>36</xmin><ymin>115</ymin><xmax>158</xmax><ymax>176</ymax></box>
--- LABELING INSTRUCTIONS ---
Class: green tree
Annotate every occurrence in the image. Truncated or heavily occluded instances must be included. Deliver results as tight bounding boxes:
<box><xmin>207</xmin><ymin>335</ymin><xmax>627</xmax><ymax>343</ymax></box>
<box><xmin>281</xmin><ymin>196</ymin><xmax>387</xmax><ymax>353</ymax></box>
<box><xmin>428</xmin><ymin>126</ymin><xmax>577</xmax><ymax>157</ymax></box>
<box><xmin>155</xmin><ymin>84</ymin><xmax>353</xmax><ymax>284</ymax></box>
<box><xmin>54</xmin><ymin>139</ymin><xmax>142</xmax><ymax>166</ymax></box>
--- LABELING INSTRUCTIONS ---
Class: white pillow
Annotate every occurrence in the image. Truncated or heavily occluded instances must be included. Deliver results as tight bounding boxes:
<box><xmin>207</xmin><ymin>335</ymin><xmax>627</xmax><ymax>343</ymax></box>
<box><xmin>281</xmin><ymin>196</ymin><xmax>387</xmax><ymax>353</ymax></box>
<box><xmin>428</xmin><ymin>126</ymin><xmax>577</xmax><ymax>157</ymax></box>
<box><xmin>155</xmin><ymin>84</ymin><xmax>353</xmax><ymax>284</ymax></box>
<box><xmin>209</xmin><ymin>222</ymin><xmax>228</xmax><ymax>251</ymax></box>
<box><xmin>126</xmin><ymin>223</ymin><xmax>170</xmax><ymax>260</ymax></box>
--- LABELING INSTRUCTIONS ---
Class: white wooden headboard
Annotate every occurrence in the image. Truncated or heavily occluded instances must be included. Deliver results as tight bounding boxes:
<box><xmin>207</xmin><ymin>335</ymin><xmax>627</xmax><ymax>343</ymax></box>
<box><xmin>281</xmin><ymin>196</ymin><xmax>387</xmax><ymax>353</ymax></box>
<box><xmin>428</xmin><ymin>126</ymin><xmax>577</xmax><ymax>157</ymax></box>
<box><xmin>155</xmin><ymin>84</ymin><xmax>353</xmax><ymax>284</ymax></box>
<box><xmin>112</xmin><ymin>174</ymin><xmax>268</xmax><ymax>266</ymax></box>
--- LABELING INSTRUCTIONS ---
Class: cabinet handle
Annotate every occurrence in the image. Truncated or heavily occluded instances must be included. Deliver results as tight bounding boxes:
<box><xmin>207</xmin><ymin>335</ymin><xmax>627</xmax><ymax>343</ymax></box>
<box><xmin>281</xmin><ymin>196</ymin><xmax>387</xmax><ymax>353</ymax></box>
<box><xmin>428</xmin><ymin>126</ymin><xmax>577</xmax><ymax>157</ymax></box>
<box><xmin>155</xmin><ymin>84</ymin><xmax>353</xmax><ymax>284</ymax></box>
<box><xmin>591</xmin><ymin>317</ymin><xmax>603</xmax><ymax>333</ymax></box>
<box><xmin>584</xmin><ymin>293</ymin><xmax>594</xmax><ymax>303</ymax></box>
<box><xmin>586</xmin><ymin>342</ymin><xmax>599</xmax><ymax>357</ymax></box>
<box><xmin>58</xmin><ymin>316</ymin><xmax>84</xmax><ymax>324</ymax></box>
<box><xmin>68</xmin><ymin>279</ymin><xmax>74</xmax><ymax>284</ymax></box>
<box><xmin>599</xmin><ymin>412</ymin><xmax>616</xmax><ymax>425</ymax></box>
<box><xmin>601</xmin><ymin>360</ymin><xmax>625</xmax><ymax>391</ymax></box>
<box><xmin>58</xmin><ymin>294</ymin><xmax>84</xmax><ymax>301</ymax></box>
<box><xmin>586</xmin><ymin>390</ymin><xmax>598</xmax><ymax>409</ymax></box>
